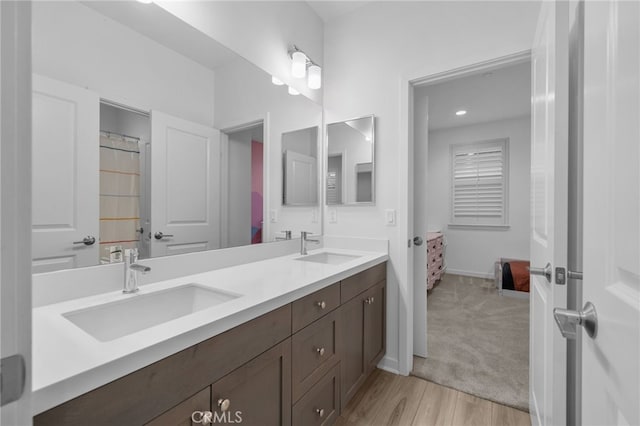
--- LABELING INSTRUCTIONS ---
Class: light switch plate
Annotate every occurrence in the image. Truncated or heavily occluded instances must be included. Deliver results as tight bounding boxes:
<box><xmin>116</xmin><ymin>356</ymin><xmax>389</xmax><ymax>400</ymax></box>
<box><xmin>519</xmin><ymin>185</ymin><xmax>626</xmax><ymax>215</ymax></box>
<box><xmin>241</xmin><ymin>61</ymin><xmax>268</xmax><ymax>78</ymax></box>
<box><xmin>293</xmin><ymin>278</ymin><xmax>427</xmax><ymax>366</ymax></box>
<box><xmin>270</xmin><ymin>209</ymin><xmax>278</xmax><ymax>223</ymax></box>
<box><xmin>385</xmin><ymin>209</ymin><xmax>396</xmax><ymax>226</ymax></box>
<box><xmin>328</xmin><ymin>207</ymin><xmax>338</xmax><ymax>223</ymax></box>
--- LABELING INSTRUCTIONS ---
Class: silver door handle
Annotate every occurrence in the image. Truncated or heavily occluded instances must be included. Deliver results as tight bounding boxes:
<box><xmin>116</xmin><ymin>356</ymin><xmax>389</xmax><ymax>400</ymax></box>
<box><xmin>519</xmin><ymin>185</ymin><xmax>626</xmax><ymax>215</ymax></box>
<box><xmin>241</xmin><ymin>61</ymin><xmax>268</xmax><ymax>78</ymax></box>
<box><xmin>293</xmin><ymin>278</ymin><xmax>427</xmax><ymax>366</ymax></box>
<box><xmin>553</xmin><ymin>302</ymin><xmax>597</xmax><ymax>339</ymax></box>
<box><xmin>154</xmin><ymin>232</ymin><xmax>174</xmax><ymax>240</ymax></box>
<box><xmin>73</xmin><ymin>236</ymin><xmax>96</xmax><ymax>246</ymax></box>
<box><xmin>413</xmin><ymin>236</ymin><xmax>424</xmax><ymax>246</ymax></box>
<box><xmin>529</xmin><ymin>262</ymin><xmax>552</xmax><ymax>283</ymax></box>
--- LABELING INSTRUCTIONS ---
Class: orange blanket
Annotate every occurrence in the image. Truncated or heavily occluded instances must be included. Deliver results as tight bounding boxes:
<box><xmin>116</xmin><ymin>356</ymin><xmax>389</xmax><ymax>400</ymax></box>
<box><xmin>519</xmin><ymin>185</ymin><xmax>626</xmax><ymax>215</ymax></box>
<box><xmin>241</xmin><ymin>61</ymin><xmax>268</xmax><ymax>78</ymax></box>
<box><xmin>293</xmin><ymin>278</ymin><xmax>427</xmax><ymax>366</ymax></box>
<box><xmin>509</xmin><ymin>261</ymin><xmax>530</xmax><ymax>292</ymax></box>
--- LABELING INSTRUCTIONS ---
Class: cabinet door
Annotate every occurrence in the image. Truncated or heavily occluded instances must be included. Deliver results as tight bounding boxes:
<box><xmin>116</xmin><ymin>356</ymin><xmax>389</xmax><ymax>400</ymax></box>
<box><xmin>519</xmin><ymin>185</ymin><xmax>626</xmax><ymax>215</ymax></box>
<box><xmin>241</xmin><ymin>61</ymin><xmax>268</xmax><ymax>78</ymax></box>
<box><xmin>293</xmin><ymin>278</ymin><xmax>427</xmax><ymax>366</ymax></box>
<box><xmin>363</xmin><ymin>281</ymin><xmax>386</xmax><ymax>372</ymax></box>
<box><xmin>211</xmin><ymin>339</ymin><xmax>291</xmax><ymax>426</ymax></box>
<box><xmin>340</xmin><ymin>294</ymin><xmax>365</xmax><ymax>407</ymax></box>
<box><xmin>146</xmin><ymin>388</ymin><xmax>210</xmax><ymax>426</ymax></box>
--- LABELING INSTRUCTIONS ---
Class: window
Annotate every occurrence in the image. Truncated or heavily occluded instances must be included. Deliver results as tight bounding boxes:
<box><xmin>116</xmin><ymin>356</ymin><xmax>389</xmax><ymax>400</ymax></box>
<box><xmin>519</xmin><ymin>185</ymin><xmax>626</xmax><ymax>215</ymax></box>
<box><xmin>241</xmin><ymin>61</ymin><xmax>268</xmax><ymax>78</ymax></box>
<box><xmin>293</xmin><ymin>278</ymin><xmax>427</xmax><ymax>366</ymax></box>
<box><xmin>450</xmin><ymin>139</ymin><xmax>508</xmax><ymax>227</ymax></box>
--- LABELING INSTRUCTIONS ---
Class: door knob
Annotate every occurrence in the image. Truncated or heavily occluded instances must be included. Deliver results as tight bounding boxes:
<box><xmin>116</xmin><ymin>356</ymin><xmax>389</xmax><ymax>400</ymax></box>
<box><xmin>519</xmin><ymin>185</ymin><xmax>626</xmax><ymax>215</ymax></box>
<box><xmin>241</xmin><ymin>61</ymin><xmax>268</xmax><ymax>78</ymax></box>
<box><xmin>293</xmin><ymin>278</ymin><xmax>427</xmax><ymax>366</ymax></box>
<box><xmin>553</xmin><ymin>302</ymin><xmax>597</xmax><ymax>339</ymax></box>
<box><xmin>154</xmin><ymin>231</ymin><xmax>174</xmax><ymax>240</ymax></box>
<box><xmin>529</xmin><ymin>262</ymin><xmax>552</xmax><ymax>283</ymax></box>
<box><xmin>73</xmin><ymin>236</ymin><xmax>96</xmax><ymax>246</ymax></box>
<box><xmin>413</xmin><ymin>236</ymin><xmax>424</xmax><ymax>246</ymax></box>
<box><xmin>217</xmin><ymin>398</ymin><xmax>231</xmax><ymax>412</ymax></box>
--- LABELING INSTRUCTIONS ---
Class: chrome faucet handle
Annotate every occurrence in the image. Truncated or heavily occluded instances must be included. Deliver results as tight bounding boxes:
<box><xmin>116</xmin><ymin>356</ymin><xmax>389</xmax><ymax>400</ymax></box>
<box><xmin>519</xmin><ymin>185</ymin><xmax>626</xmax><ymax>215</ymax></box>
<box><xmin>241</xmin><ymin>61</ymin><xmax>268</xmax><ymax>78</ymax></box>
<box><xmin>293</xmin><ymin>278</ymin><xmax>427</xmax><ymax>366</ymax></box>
<box><xmin>275</xmin><ymin>230</ymin><xmax>292</xmax><ymax>241</ymax></box>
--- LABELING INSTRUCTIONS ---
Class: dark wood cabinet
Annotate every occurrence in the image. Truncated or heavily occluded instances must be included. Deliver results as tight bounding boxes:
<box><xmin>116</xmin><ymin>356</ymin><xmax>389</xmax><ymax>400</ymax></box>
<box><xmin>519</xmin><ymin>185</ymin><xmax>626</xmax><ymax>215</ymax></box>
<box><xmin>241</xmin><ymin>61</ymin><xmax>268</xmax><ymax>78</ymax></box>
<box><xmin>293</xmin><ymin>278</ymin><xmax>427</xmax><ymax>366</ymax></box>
<box><xmin>211</xmin><ymin>339</ymin><xmax>291</xmax><ymax>426</ymax></box>
<box><xmin>34</xmin><ymin>262</ymin><xmax>387</xmax><ymax>426</ymax></box>
<box><xmin>145</xmin><ymin>388</ymin><xmax>210</xmax><ymax>426</ymax></box>
<box><xmin>339</xmin><ymin>264</ymin><xmax>387</xmax><ymax>409</ymax></box>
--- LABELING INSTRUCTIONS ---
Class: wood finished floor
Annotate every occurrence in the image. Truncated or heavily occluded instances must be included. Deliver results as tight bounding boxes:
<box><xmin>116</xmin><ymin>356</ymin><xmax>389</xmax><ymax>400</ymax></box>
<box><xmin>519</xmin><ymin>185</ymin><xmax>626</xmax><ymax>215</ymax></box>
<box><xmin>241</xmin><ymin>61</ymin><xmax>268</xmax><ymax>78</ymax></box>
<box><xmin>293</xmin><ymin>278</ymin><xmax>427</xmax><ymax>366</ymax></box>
<box><xmin>335</xmin><ymin>370</ymin><xmax>531</xmax><ymax>426</ymax></box>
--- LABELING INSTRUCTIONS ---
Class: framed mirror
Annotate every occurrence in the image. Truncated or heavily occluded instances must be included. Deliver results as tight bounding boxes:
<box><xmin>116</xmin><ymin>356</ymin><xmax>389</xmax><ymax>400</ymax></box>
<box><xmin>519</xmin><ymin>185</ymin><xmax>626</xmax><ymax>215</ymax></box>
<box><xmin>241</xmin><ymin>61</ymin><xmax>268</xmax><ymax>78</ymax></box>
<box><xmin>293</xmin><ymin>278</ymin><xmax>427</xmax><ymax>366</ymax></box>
<box><xmin>282</xmin><ymin>126</ymin><xmax>320</xmax><ymax>206</ymax></box>
<box><xmin>326</xmin><ymin>115</ymin><xmax>375</xmax><ymax>205</ymax></box>
<box><xmin>31</xmin><ymin>1</ymin><xmax>322</xmax><ymax>273</ymax></box>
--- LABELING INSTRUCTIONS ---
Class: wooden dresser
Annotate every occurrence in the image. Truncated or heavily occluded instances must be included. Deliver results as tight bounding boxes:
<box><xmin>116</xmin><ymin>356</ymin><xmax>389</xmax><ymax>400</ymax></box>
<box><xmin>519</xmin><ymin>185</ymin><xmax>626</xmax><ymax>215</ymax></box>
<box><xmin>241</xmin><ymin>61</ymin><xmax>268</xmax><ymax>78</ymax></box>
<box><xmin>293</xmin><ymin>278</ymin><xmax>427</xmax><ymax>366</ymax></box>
<box><xmin>426</xmin><ymin>232</ymin><xmax>445</xmax><ymax>290</ymax></box>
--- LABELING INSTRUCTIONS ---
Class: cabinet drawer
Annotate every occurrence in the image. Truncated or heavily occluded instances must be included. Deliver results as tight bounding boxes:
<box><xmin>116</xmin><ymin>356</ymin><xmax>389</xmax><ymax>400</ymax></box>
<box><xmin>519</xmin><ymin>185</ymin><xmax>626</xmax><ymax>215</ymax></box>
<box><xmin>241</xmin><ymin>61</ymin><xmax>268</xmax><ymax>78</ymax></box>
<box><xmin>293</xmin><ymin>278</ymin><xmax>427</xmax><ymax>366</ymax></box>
<box><xmin>292</xmin><ymin>310</ymin><xmax>341</xmax><ymax>402</ymax></box>
<box><xmin>341</xmin><ymin>262</ymin><xmax>386</xmax><ymax>303</ymax></box>
<box><xmin>292</xmin><ymin>364</ymin><xmax>340</xmax><ymax>426</ymax></box>
<box><xmin>292</xmin><ymin>283</ymin><xmax>340</xmax><ymax>332</ymax></box>
<box><xmin>146</xmin><ymin>387</ymin><xmax>210</xmax><ymax>426</ymax></box>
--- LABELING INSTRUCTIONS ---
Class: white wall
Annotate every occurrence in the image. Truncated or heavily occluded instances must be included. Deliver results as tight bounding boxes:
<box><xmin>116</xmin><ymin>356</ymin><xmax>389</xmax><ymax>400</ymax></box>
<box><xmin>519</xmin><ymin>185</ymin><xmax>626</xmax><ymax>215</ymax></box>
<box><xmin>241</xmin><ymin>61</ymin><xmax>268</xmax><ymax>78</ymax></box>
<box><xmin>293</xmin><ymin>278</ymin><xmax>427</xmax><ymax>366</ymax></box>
<box><xmin>323</xmin><ymin>1</ymin><xmax>540</xmax><ymax>373</ymax></box>
<box><xmin>157</xmin><ymin>1</ymin><xmax>324</xmax><ymax>103</ymax></box>
<box><xmin>227</xmin><ymin>128</ymin><xmax>255</xmax><ymax>248</ymax></box>
<box><xmin>214</xmin><ymin>58</ymin><xmax>323</xmax><ymax>241</ymax></box>
<box><xmin>32</xmin><ymin>1</ymin><xmax>215</xmax><ymax>126</ymax></box>
<box><xmin>426</xmin><ymin>116</ymin><xmax>531</xmax><ymax>278</ymax></box>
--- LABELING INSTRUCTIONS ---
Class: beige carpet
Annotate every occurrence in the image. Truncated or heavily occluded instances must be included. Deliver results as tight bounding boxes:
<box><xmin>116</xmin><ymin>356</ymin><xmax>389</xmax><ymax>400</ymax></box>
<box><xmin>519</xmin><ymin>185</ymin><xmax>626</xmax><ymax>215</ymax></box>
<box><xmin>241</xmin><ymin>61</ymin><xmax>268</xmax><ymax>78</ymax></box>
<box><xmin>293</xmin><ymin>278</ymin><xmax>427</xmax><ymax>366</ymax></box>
<box><xmin>412</xmin><ymin>273</ymin><xmax>530</xmax><ymax>411</ymax></box>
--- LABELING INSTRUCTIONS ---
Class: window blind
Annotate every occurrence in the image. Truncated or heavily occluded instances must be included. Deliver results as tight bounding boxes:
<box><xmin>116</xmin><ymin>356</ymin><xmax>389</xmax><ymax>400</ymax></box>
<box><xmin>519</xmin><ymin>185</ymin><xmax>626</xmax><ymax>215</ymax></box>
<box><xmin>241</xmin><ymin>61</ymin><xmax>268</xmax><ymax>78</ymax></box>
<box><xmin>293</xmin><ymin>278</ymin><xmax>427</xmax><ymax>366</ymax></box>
<box><xmin>451</xmin><ymin>139</ymin><xmax>508</xmax><ymax>225</ymax></box>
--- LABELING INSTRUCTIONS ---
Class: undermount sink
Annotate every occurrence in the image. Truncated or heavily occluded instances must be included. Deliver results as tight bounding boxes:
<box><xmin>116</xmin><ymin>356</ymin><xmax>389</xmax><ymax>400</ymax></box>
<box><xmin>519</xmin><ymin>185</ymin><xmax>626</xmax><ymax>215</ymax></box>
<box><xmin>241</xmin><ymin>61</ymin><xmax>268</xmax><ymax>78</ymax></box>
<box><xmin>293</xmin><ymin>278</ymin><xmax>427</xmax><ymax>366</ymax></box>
<box><xmin>63</xmin><ymin>284</ymin><xmax>240</xmax><ymax>342</ymax></box>
<box><xmin>296</xmin><ymin>252</ymin><xmax>361</xmax><ymax>265</ymax></box>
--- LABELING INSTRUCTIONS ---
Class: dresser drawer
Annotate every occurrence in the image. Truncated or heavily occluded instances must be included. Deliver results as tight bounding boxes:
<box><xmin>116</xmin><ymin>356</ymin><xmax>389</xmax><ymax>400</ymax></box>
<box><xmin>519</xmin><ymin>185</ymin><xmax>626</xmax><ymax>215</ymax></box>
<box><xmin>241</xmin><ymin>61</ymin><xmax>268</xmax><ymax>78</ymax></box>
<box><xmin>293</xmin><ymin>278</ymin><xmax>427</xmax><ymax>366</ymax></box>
<box><xmin>292</xmin><ymin>310</ymin><xmax>341</xmax><ymax>402</ymax></box>
<box><xmin>292</xmin><ymin>283</ymin><xmax>340</xmax><ymax>332</ymax></box>
<box><xmin>292</xmin><ymin>364</ymin><xmax>340</xmax><ymax>426</ymax></box>
<box><xmin>341</xmin><ymin>262</ymin><xmax>386</xmax><ymax>303</ymax></box>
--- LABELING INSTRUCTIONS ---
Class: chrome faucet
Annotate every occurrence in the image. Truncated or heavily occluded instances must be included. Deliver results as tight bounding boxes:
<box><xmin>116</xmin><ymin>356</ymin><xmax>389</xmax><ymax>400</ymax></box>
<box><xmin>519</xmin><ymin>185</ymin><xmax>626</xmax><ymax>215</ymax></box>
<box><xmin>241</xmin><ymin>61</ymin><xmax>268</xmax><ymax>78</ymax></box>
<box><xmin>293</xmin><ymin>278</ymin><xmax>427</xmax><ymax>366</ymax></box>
<box><xmin>123</xmin><ymin>248</ymin><xmax>150</xmax><ymax>294</ymax></box>
<box><xmin>300</xmin><ymin>231</ymin><xmax>320</xmax><ymax>255</ymax></box>
<box><xmin>275</xmin><ymin>230</ymin><xmax>292</xmax><ymax>241</ymax></box>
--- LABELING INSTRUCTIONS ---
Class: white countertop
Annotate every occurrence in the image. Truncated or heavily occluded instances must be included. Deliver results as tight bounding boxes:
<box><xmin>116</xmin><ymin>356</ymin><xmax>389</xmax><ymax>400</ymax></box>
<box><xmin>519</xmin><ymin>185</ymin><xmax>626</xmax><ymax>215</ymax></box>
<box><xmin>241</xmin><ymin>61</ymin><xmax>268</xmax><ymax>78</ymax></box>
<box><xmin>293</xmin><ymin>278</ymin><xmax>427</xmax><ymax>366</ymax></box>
<box><xmin>32</xmin><ymin>247</ymin><xmax>388</xmax><ymax>415</ymax></box>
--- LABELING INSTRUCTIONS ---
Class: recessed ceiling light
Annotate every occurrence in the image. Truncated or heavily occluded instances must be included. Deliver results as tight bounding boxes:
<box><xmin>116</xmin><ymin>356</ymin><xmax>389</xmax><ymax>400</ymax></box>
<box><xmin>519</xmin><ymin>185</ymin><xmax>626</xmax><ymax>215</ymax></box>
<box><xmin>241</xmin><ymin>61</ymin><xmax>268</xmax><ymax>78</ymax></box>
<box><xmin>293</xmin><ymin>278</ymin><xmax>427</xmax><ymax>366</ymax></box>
<box><xmin>455</xmin><ymin>110</ymin><xmax>467</xmax><ymax>116</ymax></box>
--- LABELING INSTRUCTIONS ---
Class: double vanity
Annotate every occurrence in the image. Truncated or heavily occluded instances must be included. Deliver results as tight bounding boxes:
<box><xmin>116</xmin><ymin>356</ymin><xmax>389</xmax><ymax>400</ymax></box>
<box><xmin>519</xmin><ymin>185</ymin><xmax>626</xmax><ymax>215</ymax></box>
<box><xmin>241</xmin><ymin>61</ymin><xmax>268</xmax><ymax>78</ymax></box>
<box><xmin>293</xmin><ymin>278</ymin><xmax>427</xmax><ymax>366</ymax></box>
<box><xmin>32</xmin><ymin>242</ymin><xmax>388</xmax><ymax>425</ymax></box>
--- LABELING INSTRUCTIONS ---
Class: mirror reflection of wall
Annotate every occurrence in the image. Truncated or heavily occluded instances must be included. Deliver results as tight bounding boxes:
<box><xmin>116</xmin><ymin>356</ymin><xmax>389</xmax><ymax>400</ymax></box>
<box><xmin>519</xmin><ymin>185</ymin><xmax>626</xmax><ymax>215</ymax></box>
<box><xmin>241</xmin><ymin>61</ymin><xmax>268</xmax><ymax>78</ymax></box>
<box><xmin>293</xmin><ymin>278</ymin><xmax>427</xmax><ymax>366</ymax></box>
<box><xmin>282</xmin><ymin>126</ymin><xmax>319</xmax><ymax>206</ymax></box>
<box><xmin>224</xmin><ymin>124</ymin><xmax>264</xmax><ymax>248</ymax></box>
<box><xmin>326</xmin><ymin>116</ymin><xmax>375</xmax><ymax>205</ymax></box>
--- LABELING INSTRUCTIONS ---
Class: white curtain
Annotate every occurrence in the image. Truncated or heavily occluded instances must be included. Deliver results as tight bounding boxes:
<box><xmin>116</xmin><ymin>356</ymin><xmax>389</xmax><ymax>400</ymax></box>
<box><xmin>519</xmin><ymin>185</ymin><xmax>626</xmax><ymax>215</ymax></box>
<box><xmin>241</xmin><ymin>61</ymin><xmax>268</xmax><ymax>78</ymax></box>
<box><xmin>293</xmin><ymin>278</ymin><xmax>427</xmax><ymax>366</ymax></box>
<box><xmin>99</xmin><ymin>134</ymin><xmax>141</xmax><ymax>263</ymax></box>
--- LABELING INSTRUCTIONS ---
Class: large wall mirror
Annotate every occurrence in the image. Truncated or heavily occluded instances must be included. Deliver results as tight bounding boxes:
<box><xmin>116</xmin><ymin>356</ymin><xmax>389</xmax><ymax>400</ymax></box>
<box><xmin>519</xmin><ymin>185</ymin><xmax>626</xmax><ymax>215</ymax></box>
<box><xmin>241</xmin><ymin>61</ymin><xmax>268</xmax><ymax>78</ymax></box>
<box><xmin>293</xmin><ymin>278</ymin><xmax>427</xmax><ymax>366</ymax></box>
<box><xmin>326</xmin><ymin>115</ymin><xmax>375</xmax><ymax>205</ymax></box>
<box><xmin>31</xmin><ymin>1</ymin><xmax>322</xmax><ymax>273</ymax></box>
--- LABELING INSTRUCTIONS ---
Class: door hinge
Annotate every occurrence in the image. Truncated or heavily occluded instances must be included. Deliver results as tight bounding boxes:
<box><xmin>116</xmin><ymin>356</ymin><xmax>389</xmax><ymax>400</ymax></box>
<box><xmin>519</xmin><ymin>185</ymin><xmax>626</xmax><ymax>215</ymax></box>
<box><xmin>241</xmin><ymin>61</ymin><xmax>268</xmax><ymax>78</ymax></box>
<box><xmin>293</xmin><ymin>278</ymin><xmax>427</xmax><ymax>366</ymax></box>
<box><xmin>1</xmin><ymin>354</ymin><xmax>26</xmax><ymax>406</ymax></box>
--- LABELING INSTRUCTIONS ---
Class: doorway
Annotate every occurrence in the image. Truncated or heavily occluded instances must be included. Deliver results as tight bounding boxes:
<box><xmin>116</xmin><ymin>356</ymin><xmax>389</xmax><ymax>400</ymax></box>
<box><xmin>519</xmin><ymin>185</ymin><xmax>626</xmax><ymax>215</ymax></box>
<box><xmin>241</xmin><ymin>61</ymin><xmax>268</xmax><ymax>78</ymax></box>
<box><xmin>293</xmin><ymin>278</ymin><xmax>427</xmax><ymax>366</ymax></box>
<box><xmin>410</xmin><ymin>55</ymin><xmax>533</xmax><ymax>410</ymax></box>
<box><xmin>221</xmin><ymin>122</ymin><xmax>265</xmax><ymax>248</ymax></box>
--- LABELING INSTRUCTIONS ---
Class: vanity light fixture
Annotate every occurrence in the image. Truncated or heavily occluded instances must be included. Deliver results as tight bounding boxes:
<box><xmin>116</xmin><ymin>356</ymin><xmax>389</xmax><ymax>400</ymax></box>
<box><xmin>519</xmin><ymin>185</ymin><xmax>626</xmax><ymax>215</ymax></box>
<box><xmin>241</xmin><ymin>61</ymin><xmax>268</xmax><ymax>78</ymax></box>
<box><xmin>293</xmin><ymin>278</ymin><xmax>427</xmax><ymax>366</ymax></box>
<box><xmin>455</xmin><ymin>110</ymin><xmax>467</xmax><ymax>116</ymax></box>
<box><xmin>308</xmin><ymin>64</ymin><xmax>322</xmax><ymax>90</ymax></box>
<box><xmin>288</xmin><ymin>86</ymin><xmax>300</xmax><ymax>96</ymax></box>
<box><xmin>272</xmin><ymin>76</ymin><xmax>284</xmax><ymax>86</ymax></box>
<box><xmin>289</xmin><ymin>45</ymin><xmax>322</xmax><ymax>90</ymax></box>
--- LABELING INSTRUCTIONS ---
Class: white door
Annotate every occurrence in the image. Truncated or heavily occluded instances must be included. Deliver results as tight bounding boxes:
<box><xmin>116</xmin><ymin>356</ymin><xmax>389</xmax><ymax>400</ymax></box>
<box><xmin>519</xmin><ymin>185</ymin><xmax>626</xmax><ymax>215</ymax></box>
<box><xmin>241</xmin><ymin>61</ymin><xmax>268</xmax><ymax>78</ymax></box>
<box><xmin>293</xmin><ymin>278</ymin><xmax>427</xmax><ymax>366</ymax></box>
<box><xmin>32</xmin><ymin>74</ymin><xmax>99</xmax><ymax>273</ymax></box>
<box><xmin>150</xmin><ymin>111</ymin><xmax>220</xmax><ymax>257</ymax></box>
<box><xmin>413</xmin><ymin>94</ymin><xmax>428</xmax><ymax>358</ymax></box>
<box><xmin>284</xmin><ymin>150</ymin><xmax>317</xmax><ymax>205</ymax></box>
<box><xmin>581</xmin><ymin>2</ymin><xmax>640</xmax><ymax>424</ymax></box>
<box><xmin>529</xmin><ymin>1</ymin><xmax>569</xmax><ymax>424</ymax></box>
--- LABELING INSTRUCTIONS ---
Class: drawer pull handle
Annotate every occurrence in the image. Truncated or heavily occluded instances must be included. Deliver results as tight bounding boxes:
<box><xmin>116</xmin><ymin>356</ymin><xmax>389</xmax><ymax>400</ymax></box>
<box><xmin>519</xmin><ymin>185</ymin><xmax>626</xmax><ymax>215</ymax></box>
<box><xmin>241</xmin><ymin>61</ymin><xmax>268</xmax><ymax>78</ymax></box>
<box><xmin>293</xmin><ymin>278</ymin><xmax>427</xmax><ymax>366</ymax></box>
<box><xmin>316</xmin><ymin>408</ymin><xmax>325</xmax><ymax>418</ymax></box>
<box><xmin>364</xmin><ymin>297</ymin><xmax>375</xmax><ymax>304</ymax></box>
<box><xmin>192</xmin><ymin>411</ymin><xmax>213</xmax><ymax>425</ymax></box>
<box><xmin>217</xmin><ymin>398</ymin><xmax>231</xmax><ymax>412</ymax></box>
<box><xmin>316</xmin><ymin>300</ymin><xmax>326</xmax><ymax>309</ymax></box>
<box><xmin>316</xmin><ymin>347</ymin><xmax>325</xmax><ymax>356</ymax></box>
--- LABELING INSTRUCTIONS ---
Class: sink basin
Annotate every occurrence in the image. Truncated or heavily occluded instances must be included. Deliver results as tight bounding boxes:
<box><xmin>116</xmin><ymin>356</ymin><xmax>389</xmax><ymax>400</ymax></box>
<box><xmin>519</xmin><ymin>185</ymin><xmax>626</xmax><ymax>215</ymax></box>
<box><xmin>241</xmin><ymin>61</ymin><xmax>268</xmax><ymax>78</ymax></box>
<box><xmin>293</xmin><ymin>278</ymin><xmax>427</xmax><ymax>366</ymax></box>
<box><xmin>296</xmin><ymin>252</ymin><xmax>361</xmax><ymax>265</ymax></box>
<box><xmin>63</xmin><ymin>284</ymin><xmax>240</xmax><ymax>342</ymax></box>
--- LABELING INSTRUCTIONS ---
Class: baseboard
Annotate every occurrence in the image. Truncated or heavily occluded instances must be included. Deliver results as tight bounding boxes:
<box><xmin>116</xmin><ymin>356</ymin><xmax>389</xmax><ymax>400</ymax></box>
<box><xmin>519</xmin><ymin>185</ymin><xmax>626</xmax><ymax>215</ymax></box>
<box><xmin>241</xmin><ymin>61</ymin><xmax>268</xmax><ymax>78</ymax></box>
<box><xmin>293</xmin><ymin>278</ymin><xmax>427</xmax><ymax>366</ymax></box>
<box><xmin>445</xmin><ymin>268</ymin><xmax>493</xmax><ymax>280</ymax></box>
<box><xmin>377</xmin><ymin>356</ymin><xmax>400</xmax><ymax>375</ymax></box>
<box><xmin>500</xmin><ymin>288</ymin><xmax>530</xmax><ymax>300</ymax></box>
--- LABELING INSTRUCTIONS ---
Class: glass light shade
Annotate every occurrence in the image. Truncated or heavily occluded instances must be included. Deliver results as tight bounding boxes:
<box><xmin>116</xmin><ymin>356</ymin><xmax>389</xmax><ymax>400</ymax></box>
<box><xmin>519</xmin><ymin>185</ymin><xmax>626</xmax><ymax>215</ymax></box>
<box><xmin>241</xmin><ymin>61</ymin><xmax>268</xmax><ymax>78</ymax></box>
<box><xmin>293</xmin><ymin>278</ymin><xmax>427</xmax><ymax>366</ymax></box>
<box><xmin>288</xmin><ymin>86</ymin><xmax>300</xmax><ymax>96</ymax></box>
<box><xmin>271</xmin><ymin>76</ymin><xmax>284</xmax><ymax>86</ymax></box>
<box><xmin>291</xmin><ymin>51</ymin><xmax>307</xmax><ymax>78</ymax></box>
<box><xmin>307</xmin><ymin>65</ymin><xmax>321</xmax><ymax>89</ymax></box>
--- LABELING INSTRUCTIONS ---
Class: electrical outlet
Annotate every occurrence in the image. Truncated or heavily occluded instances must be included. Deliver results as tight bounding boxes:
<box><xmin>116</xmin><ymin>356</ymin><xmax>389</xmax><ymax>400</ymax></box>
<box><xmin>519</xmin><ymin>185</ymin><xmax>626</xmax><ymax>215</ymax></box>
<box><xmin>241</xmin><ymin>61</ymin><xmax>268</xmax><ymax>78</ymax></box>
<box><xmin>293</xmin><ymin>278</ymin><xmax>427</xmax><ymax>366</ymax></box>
<box><xmin>270</xmin><ymin>209</ymin><xmax>278</xmax><ymax>223</ymax></box>
<box><xmin>328</xmin><ymin>208</ymin><xmax>338</xmax><ymax>223</ymax></box>
<box><xmin>385</xmin><ymin>209</ymin><xmax>396</xmax><ymax>226</ymax></box>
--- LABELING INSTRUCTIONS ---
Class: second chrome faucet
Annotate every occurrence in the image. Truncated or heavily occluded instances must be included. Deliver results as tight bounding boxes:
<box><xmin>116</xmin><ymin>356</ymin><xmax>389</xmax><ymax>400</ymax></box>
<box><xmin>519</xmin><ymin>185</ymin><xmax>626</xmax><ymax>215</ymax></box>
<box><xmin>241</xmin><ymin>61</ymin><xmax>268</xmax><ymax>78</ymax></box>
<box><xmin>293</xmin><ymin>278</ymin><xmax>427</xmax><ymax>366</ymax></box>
<box><xmin>300</xmin><ymin>231</ymin><xmax>320</xmax><ymax>255</ymax></box>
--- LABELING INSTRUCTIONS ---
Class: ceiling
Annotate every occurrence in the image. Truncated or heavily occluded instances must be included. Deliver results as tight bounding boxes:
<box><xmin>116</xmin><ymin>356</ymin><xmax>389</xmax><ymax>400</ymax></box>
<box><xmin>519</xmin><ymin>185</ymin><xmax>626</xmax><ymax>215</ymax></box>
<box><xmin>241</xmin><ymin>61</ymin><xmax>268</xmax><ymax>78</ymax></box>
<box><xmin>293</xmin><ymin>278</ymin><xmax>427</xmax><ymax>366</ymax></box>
<box><xmin>306</xmin><ymin>1</ymin><xmax>371</xmax><ymax>22</ymax></box>
<box><xmin>415</xmin><ymin>61</ymin><xmax>531</xmax><ymax>131</ymax></box>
